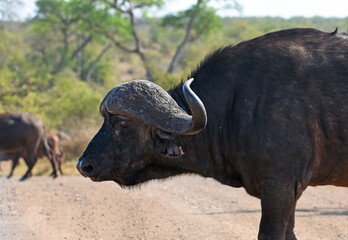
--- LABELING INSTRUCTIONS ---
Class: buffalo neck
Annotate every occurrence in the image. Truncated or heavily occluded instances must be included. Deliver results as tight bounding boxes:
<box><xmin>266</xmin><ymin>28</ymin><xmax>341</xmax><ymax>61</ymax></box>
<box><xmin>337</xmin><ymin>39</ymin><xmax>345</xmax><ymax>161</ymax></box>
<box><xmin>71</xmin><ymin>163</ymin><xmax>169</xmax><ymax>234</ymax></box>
<box><xmin>168</xmin><ymin>79</ymin><xmax>243</xmax><ymax>188</ymax></box>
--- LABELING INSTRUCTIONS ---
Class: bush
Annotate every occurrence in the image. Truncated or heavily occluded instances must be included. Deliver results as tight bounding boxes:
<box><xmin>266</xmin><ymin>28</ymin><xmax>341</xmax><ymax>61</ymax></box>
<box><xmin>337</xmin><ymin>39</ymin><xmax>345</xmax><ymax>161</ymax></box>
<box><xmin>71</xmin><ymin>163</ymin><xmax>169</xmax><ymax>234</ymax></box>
<box><xmin>41</xmin><ymin>73</ymin><xmax>102</xmax><ymax>129</ymax></box>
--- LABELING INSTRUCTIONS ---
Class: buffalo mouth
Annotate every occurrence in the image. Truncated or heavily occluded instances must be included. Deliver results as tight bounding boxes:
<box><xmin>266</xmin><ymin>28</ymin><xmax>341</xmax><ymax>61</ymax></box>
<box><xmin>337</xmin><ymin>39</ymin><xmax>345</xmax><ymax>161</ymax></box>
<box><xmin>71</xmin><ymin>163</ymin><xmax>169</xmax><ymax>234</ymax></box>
<box><xmin>89</xmin><ymin>176</ymin><xmax>106</xmax><ymax>182</ymax></box>
<box><xmin>86</xmin><ymin>170</ymin><xmax>139</xmax><ymax>186</ymax></box>
<box><xmin>86</xmin><ymin>164</ymin><xmax>184</xmax><ymax>187</ymax></box>
<box><xmin>87</xmin><ymin>172</ymin><xmax>131</xmax><ymax>184</ymax></box>
<box><xmin>112</xmin><ymin>164</ymin><xmax>184</xmax><ymax>187</ymax></box>
<box><xmin>110</xmin><ymin>172</ymin><xmax>140</xmax><ymax>187</ymax></box>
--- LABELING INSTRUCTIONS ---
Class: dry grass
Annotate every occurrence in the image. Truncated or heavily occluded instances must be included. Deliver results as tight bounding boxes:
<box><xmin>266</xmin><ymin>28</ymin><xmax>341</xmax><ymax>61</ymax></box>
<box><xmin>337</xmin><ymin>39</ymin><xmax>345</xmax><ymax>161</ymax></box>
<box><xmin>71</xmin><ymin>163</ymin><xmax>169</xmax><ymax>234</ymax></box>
<box><xmin>0</xmin><ymin>118</ymin><xmax>102</xmax><ymax>179</ymax></box>
<box><xmin>0</xmin><ymin>156</ymin><xmax>80</xmax><ymax>178</ymax></box>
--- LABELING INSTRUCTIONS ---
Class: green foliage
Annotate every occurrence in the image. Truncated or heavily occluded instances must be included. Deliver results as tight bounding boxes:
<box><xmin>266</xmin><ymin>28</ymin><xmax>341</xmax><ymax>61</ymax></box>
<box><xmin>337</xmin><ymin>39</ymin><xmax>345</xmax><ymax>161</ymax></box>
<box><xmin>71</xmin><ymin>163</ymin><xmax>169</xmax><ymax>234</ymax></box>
<box><xmin>222</xmin><ymin>19</ymin><xmax>264</xmax><ymax>44</ymax></box>
<box><xmin>1</xmin><ymin>3</ymin><xmax>348</xmax><ymax>170</ymax></box>
<box><xmin>0</xmin><ymin>24</ymin><xmax>102</xmax><ymax>129</ymax></box>
<box><xmin>151</xmin><ymin>67</ymin><xmax>181</xmax><ymax>90</ymax></box>
<box><xmin>0</xmin><ymin>29</ymin><xmax>23</xmax><ymax>68</ymax></box>
<box><xmin>0</xmin><ymin>68</ymin><xmax>16</xmax><ymax>112</ymax></box>
<box><xmin>83</xmin><ymin>4</ymin><xmax>133</xmax><ymax>42</ymax></box>
<box><xmin>29</xmin><ymin>0</ymin><xmax>120</xmax><ymax>83</ymax></box>
<box><xmin>41</xmin><ymin>73</ymin><xmax>102</xmax><ymax>129</ymax></box>
<box><xmin>161</xmin><ymin>0</ymin><xmax>223</xmax><ymax>40</ymax></box>
<box><xmin>0</xmin><ymin>70</ymin><xmax>102</xmax><ymax>129</ymax></box>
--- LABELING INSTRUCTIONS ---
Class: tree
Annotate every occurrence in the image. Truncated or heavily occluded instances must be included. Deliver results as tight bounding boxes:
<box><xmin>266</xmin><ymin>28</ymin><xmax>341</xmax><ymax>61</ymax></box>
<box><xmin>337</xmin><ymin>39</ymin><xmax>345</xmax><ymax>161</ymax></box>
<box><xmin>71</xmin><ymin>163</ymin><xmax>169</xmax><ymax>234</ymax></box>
<box><xmin>32</xmin><ymin>0</ymin><xmax>113</xmax><ymax>82</ymax></box>
<box><xmin>84</xmin><ymin>0</ymin><xmax>163</xmax><ymax>81</ymax></box>
<box><xmin>83</xmin><ymin>0</ymin><xmax>241</xmax><ymax>81</ymax></box>
<box><xmin>163</xmin><ymin>0</ymin><xmax>224</xmax><ymax>73</ymax></box>
<box><xmin>31</xmin><ymin>0</ymin><xmax>241</xmax><ymax>82</ymax></box>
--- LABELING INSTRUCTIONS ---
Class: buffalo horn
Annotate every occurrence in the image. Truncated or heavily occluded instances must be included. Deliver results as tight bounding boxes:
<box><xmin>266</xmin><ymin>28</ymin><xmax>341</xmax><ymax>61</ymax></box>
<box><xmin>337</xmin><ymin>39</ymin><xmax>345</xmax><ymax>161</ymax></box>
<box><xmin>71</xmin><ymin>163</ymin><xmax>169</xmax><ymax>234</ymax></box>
<box><xmin>103</xmin><ymin>78</ymin><xmax>207</xmax><ymax>135</ymax></box>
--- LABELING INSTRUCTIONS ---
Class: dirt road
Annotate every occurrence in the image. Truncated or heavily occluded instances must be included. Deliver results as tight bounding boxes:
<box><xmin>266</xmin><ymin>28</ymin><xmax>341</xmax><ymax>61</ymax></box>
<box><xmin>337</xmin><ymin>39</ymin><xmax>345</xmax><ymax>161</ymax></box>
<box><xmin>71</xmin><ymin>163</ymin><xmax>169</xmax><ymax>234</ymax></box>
<box><xmin>0</xmin><ymin>175</ymin><xmax>347</xmax><ymax>240</ymax></box>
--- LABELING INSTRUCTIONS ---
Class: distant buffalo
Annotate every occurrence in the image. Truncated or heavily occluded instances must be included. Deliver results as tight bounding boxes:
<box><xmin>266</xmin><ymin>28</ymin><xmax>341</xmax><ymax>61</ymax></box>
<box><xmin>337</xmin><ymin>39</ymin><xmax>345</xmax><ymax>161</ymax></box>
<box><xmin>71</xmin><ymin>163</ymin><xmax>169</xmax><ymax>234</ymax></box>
<box><xmin>44</xmin><ymin>133</ymin><xmax>65</xmax><ymax>176</ymax></box>
<box><xmin>0</xmin><ymin>132</ymin><xmax>65</xmax><ymax>178</ymax></box>
<box><xmin>0</xmin><ymin>113</ymin><xmax>57</xmax><ymax>180</ymax></box>
<box><xmin>77</xmin><ymin>28</ymin><xmax>348</xmax><ymax>240</ymax></box>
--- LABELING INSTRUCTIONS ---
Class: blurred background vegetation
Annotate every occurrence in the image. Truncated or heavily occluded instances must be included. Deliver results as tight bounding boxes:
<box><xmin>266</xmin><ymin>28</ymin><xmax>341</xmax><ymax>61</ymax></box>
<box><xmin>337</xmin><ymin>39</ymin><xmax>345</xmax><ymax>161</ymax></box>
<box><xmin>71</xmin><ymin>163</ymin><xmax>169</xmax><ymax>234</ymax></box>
<box><xmin>0</xmin><ymin>0</ymin><xmax>347</xmax><ymax>176</ymax></box>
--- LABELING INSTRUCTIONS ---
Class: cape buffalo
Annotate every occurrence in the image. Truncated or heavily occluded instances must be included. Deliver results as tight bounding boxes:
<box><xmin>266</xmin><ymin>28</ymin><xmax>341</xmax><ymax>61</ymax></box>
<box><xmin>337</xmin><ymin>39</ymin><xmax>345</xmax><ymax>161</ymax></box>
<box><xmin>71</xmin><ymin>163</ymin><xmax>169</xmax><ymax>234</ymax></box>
<box><xmin>0</xmin><ymin>112</ymin><xmax>56</xmax><ymax>180</ymax></box>
<box><xmin>45</xmin><ymin>133</ymin><xmax>65</xmax><ymax>175</ymax></box>
<box><xmin>0</xmin><ymin>132</ymin><xmax>65</xmax><ymax>178</ymax></box>
<box><xmin>77</xmin><ymin>28</ymin><xmax>348</xmax><ymax>240</ymax></box>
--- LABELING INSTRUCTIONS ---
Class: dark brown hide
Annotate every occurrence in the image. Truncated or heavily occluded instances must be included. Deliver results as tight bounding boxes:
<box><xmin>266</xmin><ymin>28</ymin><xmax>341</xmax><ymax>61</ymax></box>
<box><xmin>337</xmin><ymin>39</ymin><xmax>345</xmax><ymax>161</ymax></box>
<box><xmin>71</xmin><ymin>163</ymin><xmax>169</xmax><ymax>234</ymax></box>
<box><xmin>77</xmin><ymin>28</ymin><xmax>348</xmax><ymax>240</ymax></box>
<box><xmin>0</xmin><ymin>133</ymin><xmax>65</xmax><ymax>178</ymax></box>
<box><xmin>35</xmin><ymin>133</ymin><xmax>65</xmax><ymax>176</ymax></box>
<box><xmin>0</xmin><ymin>113</ymin><xmax>55</xmax><ymax>180</ymax></box>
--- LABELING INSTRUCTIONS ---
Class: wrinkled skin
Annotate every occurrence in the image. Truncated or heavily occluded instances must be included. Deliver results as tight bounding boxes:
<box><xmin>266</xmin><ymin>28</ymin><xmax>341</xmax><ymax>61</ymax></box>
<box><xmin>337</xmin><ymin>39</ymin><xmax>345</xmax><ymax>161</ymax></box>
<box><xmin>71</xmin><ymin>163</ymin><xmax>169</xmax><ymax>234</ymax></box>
<box><xmin>78</xmin><ymin>28</ymin><xmax>348</xmax><ymax>240</ymax></box>
<box><xmin>79</xmin><ymin>114</ymin><xmax>189</xmax><ymax>185</ymax></box>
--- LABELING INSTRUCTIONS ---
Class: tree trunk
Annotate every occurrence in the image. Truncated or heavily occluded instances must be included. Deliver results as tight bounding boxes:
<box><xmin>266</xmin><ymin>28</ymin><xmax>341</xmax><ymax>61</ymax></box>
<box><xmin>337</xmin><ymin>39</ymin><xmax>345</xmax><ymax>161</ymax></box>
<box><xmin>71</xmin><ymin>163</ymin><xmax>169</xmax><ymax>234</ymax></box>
<box><xmin>76</xmin><ymin>35</ymin><xmax>82</xmax><ymax>78</ymax></box>
<box><xmin>85</xmin><ymin>43</ymin><xmax>112</xmax><ymax>82</ymax></box>
<box><xmin>128</xmin><ymin>10</ymin><xmax>154</xmax><ymax>81</ymax></box>
<box><xmin>167</xmin><ymin>0</ymin><xmax>202</xmax><ymax>74</ymax></box>
<box><xmin>71</xmin><ymin>35</ymin><xmax>92</xmax><ymax>60</ymax></box>
<box><xmin>52</xmin><ymin>26</ymin><xmax>69</xmax><ymax>74</ymax></box>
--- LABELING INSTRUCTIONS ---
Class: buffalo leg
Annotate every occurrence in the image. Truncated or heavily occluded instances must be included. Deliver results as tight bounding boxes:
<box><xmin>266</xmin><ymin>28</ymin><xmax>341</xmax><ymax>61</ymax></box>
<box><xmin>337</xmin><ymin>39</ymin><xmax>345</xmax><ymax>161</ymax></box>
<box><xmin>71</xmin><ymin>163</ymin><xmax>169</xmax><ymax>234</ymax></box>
<box><xmin>57</xmin><ymin>154</ymin><xmax>64</xmax><ymax>175</ymax></box>
<box><xmin>285</xmin><ymin>208</ymin><xmax>297</xmax><ymax>240</ymax></box>
<box><xmin>48</xmin><ymin>152</ymin><xmax>58</xmax><ymax>178</ymax></box>
<box><xmin>20</xmin><ymin>151</ymin><xmax>37</xmax><ymax>181</ymax></box>
<box><xmin>7</xmin><ymin>154</ymin><xmax>20</xmax><ymax>179</ymax></box>
<box><xmin>20</xmin><ymin>162</ymin><xmax>34</xmax><ymax>181</ymax></box>
<box><xmin>258</xmin><ymin>181</ymin><xmax>296</xmax><ymax>240</ymax></box>
<box><xmin>59</xmin><ymin>164</ymin><xmax>64</xmax><ymax>175</ymax></box>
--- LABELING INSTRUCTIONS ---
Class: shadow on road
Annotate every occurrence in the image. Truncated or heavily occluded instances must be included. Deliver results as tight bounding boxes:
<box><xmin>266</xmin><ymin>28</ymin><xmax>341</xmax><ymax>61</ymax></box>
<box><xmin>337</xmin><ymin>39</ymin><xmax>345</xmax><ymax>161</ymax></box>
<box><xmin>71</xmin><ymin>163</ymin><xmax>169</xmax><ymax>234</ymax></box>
<box><xmin>297</xmin><ymin>207</ymin><xmax>348</xmax><ymax>216</ymax></box>
<box><xmin>194</xmin><ymin>209</ymin><xmax>260</xmax><ymax>215</ymax></box>
<box><xmin>194</xmin><ymin>207</ymin><xmax>348</xmax><ymax>216</ymax></box>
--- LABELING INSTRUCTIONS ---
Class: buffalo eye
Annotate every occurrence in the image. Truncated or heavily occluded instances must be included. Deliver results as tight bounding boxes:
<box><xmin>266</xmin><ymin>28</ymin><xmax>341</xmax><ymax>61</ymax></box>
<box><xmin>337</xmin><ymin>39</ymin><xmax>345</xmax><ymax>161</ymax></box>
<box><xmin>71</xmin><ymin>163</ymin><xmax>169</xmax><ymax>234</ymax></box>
<box><xmin>113</xmin><ymin>120</ymin><xmax>129</xmax><ymax>136</ymax></box>
<box><xmin>114</xmin><ymin>120</ymin><xmax>129</xmax><ymax>129</ymax></box>
<box><xmin>114</xmin><ymin>120</ymin><xmax>128</xmax><ymax>128</ymax></box>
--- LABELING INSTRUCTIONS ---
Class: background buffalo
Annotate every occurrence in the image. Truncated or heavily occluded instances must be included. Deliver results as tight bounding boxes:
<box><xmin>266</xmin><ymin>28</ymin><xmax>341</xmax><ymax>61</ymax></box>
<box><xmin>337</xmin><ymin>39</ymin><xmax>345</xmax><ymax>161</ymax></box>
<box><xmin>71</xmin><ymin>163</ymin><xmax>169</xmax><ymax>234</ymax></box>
<box><xmin>0</xmin><ymin>113</ymin><xmax>57</xmax><ymax>180</ymax></box>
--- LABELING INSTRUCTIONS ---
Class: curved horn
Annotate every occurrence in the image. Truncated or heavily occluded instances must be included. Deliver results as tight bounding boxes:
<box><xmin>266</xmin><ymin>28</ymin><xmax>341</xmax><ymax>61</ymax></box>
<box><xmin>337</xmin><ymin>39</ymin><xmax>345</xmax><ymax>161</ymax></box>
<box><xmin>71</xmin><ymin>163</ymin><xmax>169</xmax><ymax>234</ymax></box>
<box><xmin>180</xmin><ymin>78</ymin><xmax>207</xmax><ymax>135</ymax></box>
<box><xmin>103</xmin><ymin>78</ymin><xmax>207</xmax><ymax>135</ymax></box>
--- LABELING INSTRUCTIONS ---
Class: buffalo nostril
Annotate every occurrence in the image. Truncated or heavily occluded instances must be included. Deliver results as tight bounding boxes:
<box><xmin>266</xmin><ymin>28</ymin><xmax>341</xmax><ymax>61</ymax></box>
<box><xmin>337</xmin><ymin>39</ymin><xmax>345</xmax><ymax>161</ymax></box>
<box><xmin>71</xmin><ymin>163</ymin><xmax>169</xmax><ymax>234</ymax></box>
<box><xmin>77</xmin><ymin>160</ymin><xmax>97</xmax><ymax>177</ymax></box>
<box><xmin>82</xmin><ymin>164</ymin><xmax>94</xmax><ymax>174</ymax></box>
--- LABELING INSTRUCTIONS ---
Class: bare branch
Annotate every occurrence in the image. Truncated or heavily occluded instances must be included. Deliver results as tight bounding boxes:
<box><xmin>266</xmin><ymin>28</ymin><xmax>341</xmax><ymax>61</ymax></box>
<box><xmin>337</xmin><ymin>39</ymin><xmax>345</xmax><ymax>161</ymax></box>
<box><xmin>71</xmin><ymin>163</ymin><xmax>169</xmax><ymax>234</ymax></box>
<box><xmin>133</xmin><ymin>3</ymin><xmax>152</xmax><ymax>9</ymax></box>
<box><xmin>52</xmin><ymin>26</ymin><xmax>69</xmax><ymax>74</ymax></box>
<box><xmin>106</xmin><ymin>32</ymin><xmax>137</xmax><ymax>53</ymax></box>
<box><xmin>71</xmin><ymin>35</ymin><xmax>93</xmax><ymax>60</ymax></box>
<box><xmin>167</xmin><ymin>0</ymin><xmax>203</xmax><ymax>73</ymax></box>
<box><xmin>189</xmin><ymin>20</ymin><xmax>211</xmax><ymax>42</ymax></box>
<box><xmin>85</xmin><ymin>43</ymin><xmax>112</xmax><ymax>82</ymax></box>
<box><xmin>85</xmin><ymin>17</ymin><xmax>136</xmax><ymax>53</ymax></box>
<box><xmin>106</xmin><ymin>0</ymin><xmax>149</xmax><ymax>63</ymax></box>
<box><xmin>58</xmin><ymin>15</ymin><xmax>80</xmax><ymax>25</ymax></box>
<box><xmin>103</xmin><ymin>0</ymin><xmax>128</xmax><ymax>13</ymax></box>
<box><xmin>100</xmin><ymin>0</ymin><xmax>153</xmax><ymax>80</ymax></box>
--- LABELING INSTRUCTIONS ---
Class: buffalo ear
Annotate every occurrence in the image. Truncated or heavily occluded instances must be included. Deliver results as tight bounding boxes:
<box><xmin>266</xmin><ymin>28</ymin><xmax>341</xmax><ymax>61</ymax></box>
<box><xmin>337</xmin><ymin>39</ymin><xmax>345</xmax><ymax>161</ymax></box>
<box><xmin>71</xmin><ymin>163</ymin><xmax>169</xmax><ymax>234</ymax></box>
<box><xmin>153</xmin><ymin>129</ymin><xmax>184</xmax><ymax>158</ymax></box>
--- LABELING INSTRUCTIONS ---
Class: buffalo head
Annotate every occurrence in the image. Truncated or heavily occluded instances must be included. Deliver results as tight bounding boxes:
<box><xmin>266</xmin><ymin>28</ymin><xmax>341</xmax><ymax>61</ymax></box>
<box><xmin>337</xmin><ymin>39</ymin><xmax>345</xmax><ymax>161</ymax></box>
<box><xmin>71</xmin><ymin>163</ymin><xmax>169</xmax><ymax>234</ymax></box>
<box><xmin>76</xmin><ymin>79</ymin><xmax>207</xmax><ymax>186</ymax></box>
